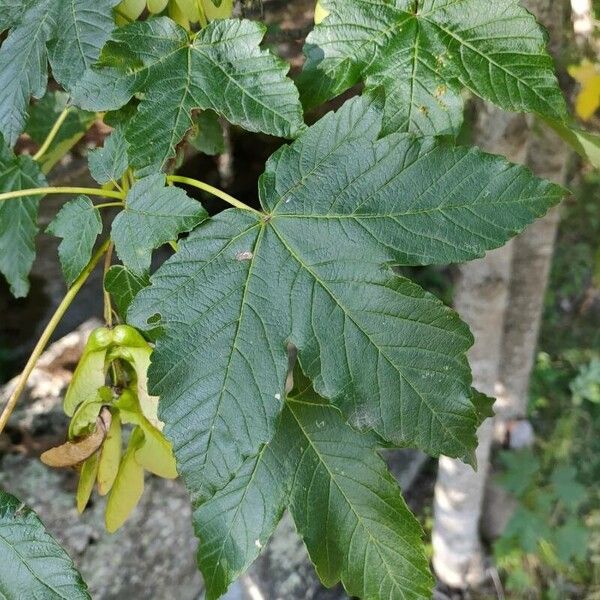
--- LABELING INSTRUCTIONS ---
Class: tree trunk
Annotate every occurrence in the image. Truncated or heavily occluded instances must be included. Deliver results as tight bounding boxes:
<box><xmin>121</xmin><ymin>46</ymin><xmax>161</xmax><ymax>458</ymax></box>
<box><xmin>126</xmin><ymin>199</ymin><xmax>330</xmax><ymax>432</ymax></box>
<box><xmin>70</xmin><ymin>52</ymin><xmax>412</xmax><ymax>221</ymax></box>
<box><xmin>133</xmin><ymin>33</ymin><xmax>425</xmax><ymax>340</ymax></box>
<box><xmin>571</xmin><ymin>0</ymin><xmax>594</xmax><ymax>47</ymax></box>
<box><xmin>432</xmin><ymin>108</ymin><xmax>530</xmax><ymax>588</ymax></box>
<box><xmin>495</xmin><ymin>1</ymin><xmax>570</xmax><ymax>425</ymax></box>
<box><xmin>433</xmin><ymin>0</ymin><xmax>572</xmax><ymax>587</ymax></box>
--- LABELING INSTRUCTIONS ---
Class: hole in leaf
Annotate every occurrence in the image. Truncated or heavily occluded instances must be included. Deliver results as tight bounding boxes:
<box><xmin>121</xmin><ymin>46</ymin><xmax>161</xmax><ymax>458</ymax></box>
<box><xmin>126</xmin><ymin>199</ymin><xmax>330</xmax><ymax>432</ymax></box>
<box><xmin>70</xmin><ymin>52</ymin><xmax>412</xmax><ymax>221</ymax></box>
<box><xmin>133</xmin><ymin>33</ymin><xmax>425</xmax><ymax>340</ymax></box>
<box><xmin>146</xmin><ymin>313</ymin><xmax>162</xmax><ymax>326</ymax></box>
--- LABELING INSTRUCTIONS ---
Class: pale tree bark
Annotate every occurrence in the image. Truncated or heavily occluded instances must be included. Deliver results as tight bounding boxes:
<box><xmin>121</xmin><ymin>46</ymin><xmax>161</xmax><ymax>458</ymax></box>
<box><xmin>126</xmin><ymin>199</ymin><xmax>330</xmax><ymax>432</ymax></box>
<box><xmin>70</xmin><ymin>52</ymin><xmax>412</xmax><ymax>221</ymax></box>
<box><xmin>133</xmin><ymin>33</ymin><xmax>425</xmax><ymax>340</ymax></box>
<box><xmin>432</xmin><ymin>109</ymin><xmax>530</xmax><ymax>589</ymax></box>
<box><xmin>571</xmin><ymin>0</ymin><xmax>594</xmax><ymax>47</ymax></box>
<box><xmin>495</xmin><ymin>1</ymin><xmax>570</xmax><ymax>428</ymax></box>
<box><xmin>433</xmin><ymin>0</ymin><xmax>572</xmax><ymax>588</ymax></box>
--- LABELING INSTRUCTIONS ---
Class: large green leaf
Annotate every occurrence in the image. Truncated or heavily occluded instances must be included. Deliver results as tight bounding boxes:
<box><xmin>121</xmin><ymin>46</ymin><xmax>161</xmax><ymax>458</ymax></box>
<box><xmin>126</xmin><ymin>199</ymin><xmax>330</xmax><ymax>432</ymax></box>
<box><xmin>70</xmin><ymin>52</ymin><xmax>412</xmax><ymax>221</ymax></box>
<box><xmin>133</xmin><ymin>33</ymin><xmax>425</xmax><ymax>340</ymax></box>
<box><xmin>46</xmin><ymin>196</ymin><xmax>103</xmax><ymax>286</ymax></box>
<box><xmin>0</xmin><ymin>489</ymin><xmax>90</xmax><ymax>599</ymax></box>
<box><xmin>111</xmin><ymin>173</ymin><xmax>207</xmax><ymax>274</ymax></box>
<box><xmin>194</xmin><ymin>371</ymin><xmax>432</xmax><ymax>600</ymax></box>
<box><xmin>129</xmin><ymin>97</ymin><xmax>563</xmax><ymax>501</ymax></box>
<box><xmin>0</xmin><ymin>134</ymin><xmax>47</xmax><ymax>297</ymax></box>
<box><xmin>0</xmin><ymin>0</ymin><xmax>116</xmax><ymax>146</ymax></box>
<box><xmin>71</xmin><ymin>17</ymin><xmax>305</xmax><ymax>175</ymax></box>
<box><xmin>300</xmin><ymin>0</ymin><xmax>567</xmax><ymax>136</ymax></box>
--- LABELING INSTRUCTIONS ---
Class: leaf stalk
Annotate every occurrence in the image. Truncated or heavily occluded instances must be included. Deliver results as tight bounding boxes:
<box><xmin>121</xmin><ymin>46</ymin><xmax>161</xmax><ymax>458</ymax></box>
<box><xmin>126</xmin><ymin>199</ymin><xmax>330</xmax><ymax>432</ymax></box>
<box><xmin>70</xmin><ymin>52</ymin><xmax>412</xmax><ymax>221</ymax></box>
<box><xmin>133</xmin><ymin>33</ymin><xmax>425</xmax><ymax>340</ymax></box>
<box><xmin>167</xmin><ymin>175</ymin><xmax>261</xmax><ymax>215</ymax></box>
<box><xmin>32</xmin><ymin>107</ymin><xmax>71</xmax><ymax>162</ymax></box>
<box><xmin>0</xmin><ymin>239</ymin><xmax>111</xmax><ymax>434</ymax></box>
<box><xmin>0</xmin><ymin>187</ymin><xmax>125</xmax><ymax>203</ymax></box>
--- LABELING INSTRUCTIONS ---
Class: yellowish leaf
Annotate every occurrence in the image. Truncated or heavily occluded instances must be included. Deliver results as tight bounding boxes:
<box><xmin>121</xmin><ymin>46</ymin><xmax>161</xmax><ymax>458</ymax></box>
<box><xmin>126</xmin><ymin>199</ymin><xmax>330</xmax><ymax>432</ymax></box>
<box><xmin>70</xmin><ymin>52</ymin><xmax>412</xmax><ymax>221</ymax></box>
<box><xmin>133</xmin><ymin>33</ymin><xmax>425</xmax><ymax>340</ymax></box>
<box><xmin>105</xmin><ymin>428</ymin><xmax>145</xmax><ymax>533</ymax></box>
<box><xmin>569</xmin><ymin>59</ymin><xmax>600</xmax><ymax>121</ymax></box>
<box><xmin>97</xmin><ymin>411</ymin><xmax>122</xmax><ymax>496</ymax></box>
<box><xmin>76</xmin><ymin>452</ymin><xmax>100</xmax><ymax>513</ymax></box>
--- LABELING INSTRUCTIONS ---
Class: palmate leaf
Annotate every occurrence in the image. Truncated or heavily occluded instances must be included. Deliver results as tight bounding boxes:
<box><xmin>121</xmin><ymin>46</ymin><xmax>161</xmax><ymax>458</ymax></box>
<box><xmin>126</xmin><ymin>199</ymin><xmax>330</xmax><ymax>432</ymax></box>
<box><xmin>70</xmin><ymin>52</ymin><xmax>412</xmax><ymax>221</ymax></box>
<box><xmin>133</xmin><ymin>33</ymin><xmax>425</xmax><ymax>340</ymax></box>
<box><xmin>128</xmin><ymin>96</ymin><xmax>564</xmax><ymax>503</ymax></box>
<box><xmin>0</xmin><ymin>0</ymin><xmax>118</xmax><ymax>146</ymax></box>
<box><xmin>194</xmin><ymin>370</ymin><xmax>432</xmax><ymax>600</ymax></box>
<box><xmin>0</xmin><ymin>134</ymin><xmax>47</xmax><ymax>297</ymax></box>
<box><xmin>111</xmin><ymin>174</ymin><xmax>208</xmax><ymax>275</ymax></box>
<box><xmin>71</xmin><ymin>17</ymin><xmax>305</xmax><ymax>175</ymax></box>
<box><xmin>299</xmin><ymin>0</ymin><xmax>568</xmax><ymax>136</ymax></box>
<box><xmin>0</xmin><ymin>490</ymin><xmax>90</xmax><ymax>599</ymax></box>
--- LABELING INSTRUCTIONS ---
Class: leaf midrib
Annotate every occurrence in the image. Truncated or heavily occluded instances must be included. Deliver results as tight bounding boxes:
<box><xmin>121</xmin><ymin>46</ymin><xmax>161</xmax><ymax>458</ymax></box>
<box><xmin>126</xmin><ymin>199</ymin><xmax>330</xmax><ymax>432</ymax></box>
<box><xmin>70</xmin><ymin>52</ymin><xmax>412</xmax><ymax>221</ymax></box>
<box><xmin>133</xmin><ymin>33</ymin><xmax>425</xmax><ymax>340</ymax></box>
<box><xmin>192</xmin><ymin>224</ymin><xmax>267</xmax><ymax>482</ymax></box>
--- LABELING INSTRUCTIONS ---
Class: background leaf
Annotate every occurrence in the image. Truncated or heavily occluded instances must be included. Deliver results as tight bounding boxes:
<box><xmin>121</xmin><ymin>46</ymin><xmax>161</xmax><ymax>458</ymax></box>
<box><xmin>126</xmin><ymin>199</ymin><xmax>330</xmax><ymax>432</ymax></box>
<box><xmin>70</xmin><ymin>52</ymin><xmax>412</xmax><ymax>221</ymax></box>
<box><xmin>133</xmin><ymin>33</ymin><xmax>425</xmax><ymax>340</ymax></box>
<box><xmin>0</xmin><ymin>134</ymin><xmax>47</xmax><ymax>297</ymax></box>
<box><xmin>46</xmin><ymin>196</ymin><xmax>103</xmax><ymax>286</ymax></box>
<box><xmin>300</xmin><ymin>0</ymin><xmax>567</xmax><ymax>136</ymax></box>
<box><xmin>105</xmin><ymin>265</ymin><xmax>150</xmax><ymax>320</ymax></box>
<box><xmin>0</xmin><ymin>489</ymin><xmax>90</xmax><ymax>599</ymax></box>
<box><xmin>89</xmin><ymin>128</ymin><xmax>129</xmax><ymax>185</ymax></box>
<box><xmin>25</xmin><ymin>92</ymin><xmax>95</xmax><ymax>175</ymax></box>
<box><xmin>189</xmin><ymin>111</ymin><xmax>225</xmax><ymax>156</ymax></box>
<box><xmin>72</xmin><ymin>18</ymin><xmax>305</xmax><ymax>174</ymax></box>
<box><xmin>111</xmin><ymin>173</ymin><xmax>207</xmax><ymax>274</ymax></box>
